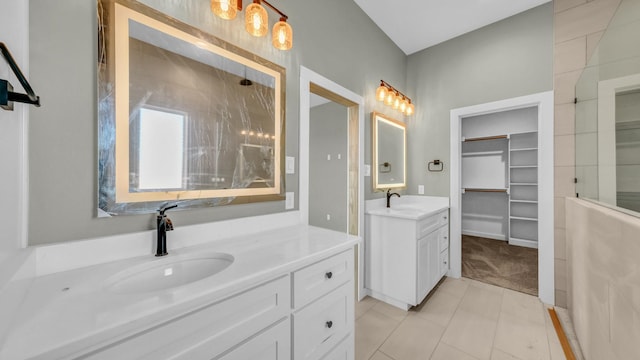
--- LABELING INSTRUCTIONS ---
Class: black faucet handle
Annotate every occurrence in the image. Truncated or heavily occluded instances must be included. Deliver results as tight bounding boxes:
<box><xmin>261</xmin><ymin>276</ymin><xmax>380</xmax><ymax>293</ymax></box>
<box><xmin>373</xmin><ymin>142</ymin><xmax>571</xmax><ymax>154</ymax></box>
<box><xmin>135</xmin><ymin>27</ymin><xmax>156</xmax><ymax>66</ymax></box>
<box><xmin>164</xmin><ymin>217</ymin><xmax>174</xmax><ymax>231</ymax></box>
<box><xmin>158</xmin><ymin>204</ymin><xmax>178</xmax><ymax>215</ymax></box>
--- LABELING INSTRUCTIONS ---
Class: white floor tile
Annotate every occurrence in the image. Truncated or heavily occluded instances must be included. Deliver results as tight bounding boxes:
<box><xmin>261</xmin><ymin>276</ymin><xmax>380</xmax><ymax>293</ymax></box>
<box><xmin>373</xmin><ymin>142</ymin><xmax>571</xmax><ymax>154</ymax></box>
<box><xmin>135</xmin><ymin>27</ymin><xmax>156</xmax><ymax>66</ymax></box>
<box><xmin>430</xmin><ymin>342</ymin><xmax>480</xmax><ymax>360</ymax></box>
<box><xmin>380</xmin><ymin>315</ymin><xmax>444</xmax><ymax>360</ymax></box>
<box><xmin>413</xmin><ymin>289</ymin><xmax>462</xmax><ymax>327</ymax></box>
<box><xmin>355</xmin><ymin>310</ymin><xmax>400</xmax><ymax>360</ymax></box>
<box><xmin>441</xmin><ymin>309</ymin><xmax>498</xmax><ymax>360</ymax></box>
<box><xmin>494</xmin><ymin>312</ymin><xmax>550</xmax><ymax>360</ymax></box>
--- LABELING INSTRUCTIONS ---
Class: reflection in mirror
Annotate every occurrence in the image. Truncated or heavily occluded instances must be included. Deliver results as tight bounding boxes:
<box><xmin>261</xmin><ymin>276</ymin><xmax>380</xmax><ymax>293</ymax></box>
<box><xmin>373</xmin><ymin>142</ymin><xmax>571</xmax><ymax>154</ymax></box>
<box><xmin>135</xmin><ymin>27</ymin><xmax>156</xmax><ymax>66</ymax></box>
<box><xmin>98</xmin><ymin>0</ymin><xmax>285</xmax><ymax>215</ymax></box>
<box><xmin>372</xmin><ymin>112</ymin><xmax>406</xmax><ymax>190</ymax></box>
<box><xmin>574</xmin><ymin>0</ymin><xmax>640</xmax><ymax>216</ymax></box>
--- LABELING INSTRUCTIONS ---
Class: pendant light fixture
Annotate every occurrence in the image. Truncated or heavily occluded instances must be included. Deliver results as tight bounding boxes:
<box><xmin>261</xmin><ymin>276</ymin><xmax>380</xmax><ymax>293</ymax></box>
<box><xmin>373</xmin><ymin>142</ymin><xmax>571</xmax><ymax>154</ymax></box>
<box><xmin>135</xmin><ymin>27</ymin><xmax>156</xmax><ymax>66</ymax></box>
<box><xmin>272</xmin><ymin>17</ymin><xmax>292</xmax><ymax>50</ymax></box>
<box><xmin>245</xmin><ymin>0</ymin><xmax>268</xmax><ymax>37</ymax></box>
<box><xmin>212</xmin><ymin>0</ymin><xmax>292</xmax><ymax>50</ymax></box>
<box><xmin>376</xmin><ymin>80</ymin><xmax>415</xmax><ymax>116</ymax></box>
<box><xmin>211</xmin><ymin>0</ymin><xmax>240</xmax><ymax>20</ymax></box>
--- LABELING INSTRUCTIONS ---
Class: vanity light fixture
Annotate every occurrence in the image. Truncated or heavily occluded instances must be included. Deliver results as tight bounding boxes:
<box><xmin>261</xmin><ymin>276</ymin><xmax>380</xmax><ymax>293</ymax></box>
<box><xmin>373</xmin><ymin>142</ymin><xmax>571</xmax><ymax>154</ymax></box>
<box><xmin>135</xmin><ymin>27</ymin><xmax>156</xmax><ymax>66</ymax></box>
<box><xmin>211</xmin><ymin>0</ymin><xmax>293</xmax><ymax>50</ymax></box>
<box><xmin>376</xmin><ymin>80</ymin><xmax>415</xmax><ymax>116</ymax></box>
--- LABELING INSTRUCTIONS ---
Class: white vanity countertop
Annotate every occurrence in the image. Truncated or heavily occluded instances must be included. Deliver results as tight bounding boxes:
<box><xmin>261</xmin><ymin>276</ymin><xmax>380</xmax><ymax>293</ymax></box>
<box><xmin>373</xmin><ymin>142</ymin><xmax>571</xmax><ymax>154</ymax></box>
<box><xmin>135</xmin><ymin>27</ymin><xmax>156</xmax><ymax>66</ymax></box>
<box><xmin>366</xmin><ymin>195</ymin><xmax>449</xmax><ymax>220</ymax></box>
<box><xmin>0</xmin><ymin>225</ymin><xmax>359</xmax><ymax>360</ymax></box>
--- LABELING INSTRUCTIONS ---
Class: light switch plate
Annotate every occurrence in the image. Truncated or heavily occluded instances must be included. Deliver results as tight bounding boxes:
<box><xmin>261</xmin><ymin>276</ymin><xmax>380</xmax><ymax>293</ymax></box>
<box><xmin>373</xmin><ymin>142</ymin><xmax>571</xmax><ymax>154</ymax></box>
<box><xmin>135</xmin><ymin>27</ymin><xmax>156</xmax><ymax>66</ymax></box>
<box><xmin>418</xmin><ymin>185</ymin><xmax>425</xmax><ymax>194</ymax></box>
<box><xmin>286</xmin><ymin>156</ymin><xmax>295</xmax><ymax>174</ymax></box>
<box><xmin>364</xmin><ymin>165</ymin><xmax>371</xmax><ymax>177</ymax></box>
<box><xmin>285</xmin><ymin>192</ymin><xmax>294</xmax><ymax>209</ymax></box>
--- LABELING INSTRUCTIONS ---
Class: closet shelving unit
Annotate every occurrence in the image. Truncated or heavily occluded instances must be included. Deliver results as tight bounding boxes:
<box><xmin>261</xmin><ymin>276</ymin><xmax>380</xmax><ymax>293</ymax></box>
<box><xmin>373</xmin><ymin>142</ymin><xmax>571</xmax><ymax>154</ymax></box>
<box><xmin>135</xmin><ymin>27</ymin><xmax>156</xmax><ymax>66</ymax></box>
<box><xmin>461</xmin><ymin>135</ymin><xmax>510</xmax><ymax>241</ymax></box>
<box><xmin>461</xmin><ymin>129</ymin><xmax>539</xmax><ymax>248</ymax></box>
<box><xmin>508</xmin><ymin>131</ymin><xmax>539</xmax><ymax>248</ymax></box>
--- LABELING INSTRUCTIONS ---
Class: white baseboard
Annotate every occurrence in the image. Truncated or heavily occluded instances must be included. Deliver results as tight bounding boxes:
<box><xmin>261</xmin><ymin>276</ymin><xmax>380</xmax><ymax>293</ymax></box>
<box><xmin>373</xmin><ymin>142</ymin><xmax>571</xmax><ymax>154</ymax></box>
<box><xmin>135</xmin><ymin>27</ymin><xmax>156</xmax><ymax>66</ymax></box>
<box><xmin>461</xmin><ymin>230</ymin><xmax>506</xmax><ymax>241</ymax></box>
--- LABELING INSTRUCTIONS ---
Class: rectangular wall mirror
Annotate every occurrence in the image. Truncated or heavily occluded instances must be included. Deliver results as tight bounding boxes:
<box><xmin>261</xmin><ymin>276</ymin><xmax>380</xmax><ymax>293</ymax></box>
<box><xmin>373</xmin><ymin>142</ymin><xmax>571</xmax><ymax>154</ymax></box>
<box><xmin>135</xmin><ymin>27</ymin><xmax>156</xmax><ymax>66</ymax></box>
<box><xmin>372</xmin><ymin>112</ymin><xmax>406</xmax><ymax>190</ymax></box>
<box><xmin>98</xmin><ymin>0</ymin><xmax>285</xmax><ymax>215</ymax></box>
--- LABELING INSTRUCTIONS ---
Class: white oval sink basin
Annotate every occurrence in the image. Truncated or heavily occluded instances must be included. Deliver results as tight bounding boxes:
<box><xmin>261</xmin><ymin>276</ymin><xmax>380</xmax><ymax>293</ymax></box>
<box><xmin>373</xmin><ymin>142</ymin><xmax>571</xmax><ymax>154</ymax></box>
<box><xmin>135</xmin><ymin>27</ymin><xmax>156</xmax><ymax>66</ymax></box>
<box><xmin>106</xmin><ymin>252</ymin><xmax>234</xmax><ymax>294</ymax></box>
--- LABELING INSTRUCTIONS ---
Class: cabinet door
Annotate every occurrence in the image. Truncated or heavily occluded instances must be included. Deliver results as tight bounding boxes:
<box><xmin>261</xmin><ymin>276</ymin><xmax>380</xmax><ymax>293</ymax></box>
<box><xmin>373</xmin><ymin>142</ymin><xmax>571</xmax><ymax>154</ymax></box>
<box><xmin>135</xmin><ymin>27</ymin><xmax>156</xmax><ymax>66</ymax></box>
<box><xmin>215</xmin><ymin>320</ymin><xmax>290</xmax><ymax>360</ymax></box>
<box><xmin>417</xmin><ymin>234</ymin><xmax>431</xmax><ymax>303</ymax></box>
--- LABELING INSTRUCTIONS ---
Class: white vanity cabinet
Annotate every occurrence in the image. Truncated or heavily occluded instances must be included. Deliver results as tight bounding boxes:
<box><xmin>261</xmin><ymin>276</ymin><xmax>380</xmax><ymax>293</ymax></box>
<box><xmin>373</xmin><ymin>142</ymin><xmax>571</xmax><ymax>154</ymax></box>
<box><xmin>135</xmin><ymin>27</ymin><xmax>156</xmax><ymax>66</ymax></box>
<box><xmin>366</xmin><ymin>208</ymin><xmax>449</xmax><ymax>310</ymax></box>
<box><xmin>70</xmin><ymin>248</ymin><xmax>355</xmax><ymax>360</ymax></box>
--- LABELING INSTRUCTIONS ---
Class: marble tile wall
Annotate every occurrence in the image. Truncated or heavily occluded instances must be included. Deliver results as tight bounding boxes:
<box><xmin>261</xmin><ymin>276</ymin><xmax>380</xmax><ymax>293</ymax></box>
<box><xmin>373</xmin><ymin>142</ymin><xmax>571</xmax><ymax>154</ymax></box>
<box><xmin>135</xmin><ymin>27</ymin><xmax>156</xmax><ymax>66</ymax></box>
<box><xmin>553</xmin><ymin>0</ymin><xmax>622</xmax><ymax>307</ymax></box>
<box><xmin>565</xmin><ymin>198</ymin><xmax>640</xmax><ymax>359</ymax></box>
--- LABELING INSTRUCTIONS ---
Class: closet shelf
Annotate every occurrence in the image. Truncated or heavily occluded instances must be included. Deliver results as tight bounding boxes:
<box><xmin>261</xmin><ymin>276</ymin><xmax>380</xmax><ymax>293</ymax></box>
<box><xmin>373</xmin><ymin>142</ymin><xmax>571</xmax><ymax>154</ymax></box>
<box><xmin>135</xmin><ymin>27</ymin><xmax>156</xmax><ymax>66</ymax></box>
<box><xmin>463</xmin><ymin>188</ymin><xmax>508</xmax><ymax>193</ymax></box>
<box><xmin>510</xmin><ymin>216</ymin><xmax>538</xmax><ymax>222</ymax></box>
<box><xmin>510</xmin><ymin>147</ymin><xmax>537</xmax><ymax>152</ymax></box>
<box><xmin>509</xmin><ymin>237</ymin><xmax>538</xmax><ymax>249</ymax></box>
<box><xmin>510</xmin><ymin>199</ymin><xmax>538</xmax><ymax>204</ymax></box>
<box><xmin>510</xmin><ymin>183</ymin><xmax>537</xmax><ymax>186</ymax></box>
<box><xmin>510</xmin><ymin>165</ymin><xmax>537</xmax><ymax>168</ymax></box>
<box><xmin>461</xmin><ymin>150</ymin><xmax>505</xmax><ymax>156</ymax></box>
<box><xmin>462</xmin><ymin>135</ymin><xmax>508</xmax><ymax>142</ymax></box>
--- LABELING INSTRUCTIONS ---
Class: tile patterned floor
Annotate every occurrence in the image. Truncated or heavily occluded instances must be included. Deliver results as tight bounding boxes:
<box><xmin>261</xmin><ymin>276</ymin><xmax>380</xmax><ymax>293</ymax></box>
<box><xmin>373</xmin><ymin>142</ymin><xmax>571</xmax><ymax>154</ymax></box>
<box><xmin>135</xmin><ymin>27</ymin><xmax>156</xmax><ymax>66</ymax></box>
<box><xmin>356</xmin><ymin>277</ymin><xmax>565</xmax><ymax>360</ymax></box>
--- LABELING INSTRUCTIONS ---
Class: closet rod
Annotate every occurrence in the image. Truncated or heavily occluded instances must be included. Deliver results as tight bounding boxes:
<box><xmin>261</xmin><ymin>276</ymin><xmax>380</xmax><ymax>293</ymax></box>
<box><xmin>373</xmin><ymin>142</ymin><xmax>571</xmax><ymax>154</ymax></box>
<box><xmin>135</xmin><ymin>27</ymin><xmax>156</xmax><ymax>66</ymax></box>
<box><xmin>463</xmin><ymin>188</ymin><xmax>508</xmax><ymax>193</ymax></box>
<box><xmin>463</xmin><ymin>135</ymin><xmax>508</xmax><ymax>142</ymax></box>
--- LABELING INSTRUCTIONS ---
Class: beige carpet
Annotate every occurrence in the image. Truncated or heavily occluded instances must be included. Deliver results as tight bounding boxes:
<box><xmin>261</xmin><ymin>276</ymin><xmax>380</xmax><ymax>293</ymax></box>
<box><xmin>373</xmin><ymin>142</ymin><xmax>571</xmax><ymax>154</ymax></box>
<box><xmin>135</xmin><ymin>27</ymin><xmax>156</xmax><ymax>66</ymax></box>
<box><xmin>462</xmin><ymin>235</ymin><xmax>538</xmax><ymax>296</ymax></box>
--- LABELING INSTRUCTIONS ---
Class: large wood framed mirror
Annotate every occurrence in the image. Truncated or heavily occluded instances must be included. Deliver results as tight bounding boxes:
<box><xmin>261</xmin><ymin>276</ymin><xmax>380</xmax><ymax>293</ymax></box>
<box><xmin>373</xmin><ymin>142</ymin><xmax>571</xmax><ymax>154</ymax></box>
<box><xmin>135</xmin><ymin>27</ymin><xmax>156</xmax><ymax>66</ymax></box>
<box><xmin>98</xmin><ymin>0</ymin><xmax>285</xmax><ymax>215</ymax></box>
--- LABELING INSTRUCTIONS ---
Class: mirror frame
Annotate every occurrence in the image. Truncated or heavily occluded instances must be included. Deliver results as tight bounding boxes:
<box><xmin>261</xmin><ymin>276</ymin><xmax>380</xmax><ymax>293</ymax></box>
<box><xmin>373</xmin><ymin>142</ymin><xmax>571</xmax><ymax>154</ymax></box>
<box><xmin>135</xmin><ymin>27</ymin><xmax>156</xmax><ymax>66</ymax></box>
<box><xmin>102</xmin><ymin>0</ymin><xmax>285</xmax><ymax>206</ymax></box>
<box><xmin>371</xmin><ymin>112</ymin><xmax>406</xmax><ymax>190</ymax></box>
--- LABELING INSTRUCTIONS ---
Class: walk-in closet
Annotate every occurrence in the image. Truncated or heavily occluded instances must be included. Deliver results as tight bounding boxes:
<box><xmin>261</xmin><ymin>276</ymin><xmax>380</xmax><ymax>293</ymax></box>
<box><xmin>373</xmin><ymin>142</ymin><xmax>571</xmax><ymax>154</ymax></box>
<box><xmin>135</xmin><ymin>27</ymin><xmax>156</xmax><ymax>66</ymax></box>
<box><xmin>460</xmin><ymin>106</ymin><xmax>540</xmax><ymax>295</ymax></box>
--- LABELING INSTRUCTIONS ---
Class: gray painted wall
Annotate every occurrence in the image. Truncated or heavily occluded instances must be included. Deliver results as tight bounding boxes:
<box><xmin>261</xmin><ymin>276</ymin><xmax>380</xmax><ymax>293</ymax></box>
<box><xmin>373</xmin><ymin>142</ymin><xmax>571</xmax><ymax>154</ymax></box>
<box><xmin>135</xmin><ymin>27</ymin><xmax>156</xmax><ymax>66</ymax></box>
<box><xmin>28</xmin><ymin>0</ymin><xmax>406</xmax><ymax>245</ymax></box>
<box><xmin>309</xmin><ymin>101</ymin><xmax>348</xmax><ymax>232</ymax></box>
<box><xmin>405</xmin><ymin>3</ymin><xmax>553</xmax><ymax>196</ymax></box>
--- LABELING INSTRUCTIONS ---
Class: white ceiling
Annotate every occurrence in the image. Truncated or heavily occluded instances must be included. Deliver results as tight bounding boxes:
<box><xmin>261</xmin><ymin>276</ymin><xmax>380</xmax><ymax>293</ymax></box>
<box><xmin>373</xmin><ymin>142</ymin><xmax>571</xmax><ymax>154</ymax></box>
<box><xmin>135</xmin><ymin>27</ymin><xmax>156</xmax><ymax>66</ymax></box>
<box><xmin>353</xmin><ymin>0</ymin><xmax>551</xmax><ymax>55</ymax></box>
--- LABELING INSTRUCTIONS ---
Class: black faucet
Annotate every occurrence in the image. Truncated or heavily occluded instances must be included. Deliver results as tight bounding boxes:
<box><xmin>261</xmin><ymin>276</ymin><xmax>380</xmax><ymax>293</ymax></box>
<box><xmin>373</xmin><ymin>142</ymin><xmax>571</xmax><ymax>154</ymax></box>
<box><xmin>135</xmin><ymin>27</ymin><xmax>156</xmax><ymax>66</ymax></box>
<box><xmin>156</xmin><ymin>204</ymin><xmax>177</xmax><ymax>257</ymax></box>
<box><xmin>386</xmin><ymin>189</ymin><xmax>400</xmax><ymax>208</ymax></box>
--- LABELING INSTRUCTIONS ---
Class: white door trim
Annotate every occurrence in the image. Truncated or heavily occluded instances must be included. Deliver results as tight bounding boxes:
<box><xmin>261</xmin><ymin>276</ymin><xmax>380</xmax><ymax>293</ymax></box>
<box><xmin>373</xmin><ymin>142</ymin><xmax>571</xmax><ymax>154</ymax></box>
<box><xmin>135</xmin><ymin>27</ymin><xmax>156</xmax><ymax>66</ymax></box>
<box><xmin>449</xmin><ymin>91</ymin><xmax>555</xmax><ymax>305</ymax></box>
<box><xmin>299</xmin><ymin>66</ymin><xmax>366</xmax><ymax>299</ymax></box>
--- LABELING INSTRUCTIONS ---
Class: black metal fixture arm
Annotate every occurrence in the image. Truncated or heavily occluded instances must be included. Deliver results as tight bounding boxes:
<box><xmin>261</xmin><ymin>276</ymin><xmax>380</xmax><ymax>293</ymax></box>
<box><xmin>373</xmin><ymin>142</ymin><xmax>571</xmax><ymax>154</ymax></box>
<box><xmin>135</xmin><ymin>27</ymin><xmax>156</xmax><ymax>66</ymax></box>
<box><xmin>1</xmin><ymin>42</ymin><xmax>40</xmax><ymax>111</ymax></box>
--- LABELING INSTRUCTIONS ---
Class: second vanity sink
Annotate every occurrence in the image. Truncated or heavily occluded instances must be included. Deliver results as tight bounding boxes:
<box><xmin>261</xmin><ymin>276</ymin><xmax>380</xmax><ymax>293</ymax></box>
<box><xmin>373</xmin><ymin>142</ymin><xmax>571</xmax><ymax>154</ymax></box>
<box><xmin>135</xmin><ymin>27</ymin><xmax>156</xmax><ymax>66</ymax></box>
<box><xmin>105</xmin><ymin>252</ymin><xmax>234</xmax><ymax>294</ymax></box>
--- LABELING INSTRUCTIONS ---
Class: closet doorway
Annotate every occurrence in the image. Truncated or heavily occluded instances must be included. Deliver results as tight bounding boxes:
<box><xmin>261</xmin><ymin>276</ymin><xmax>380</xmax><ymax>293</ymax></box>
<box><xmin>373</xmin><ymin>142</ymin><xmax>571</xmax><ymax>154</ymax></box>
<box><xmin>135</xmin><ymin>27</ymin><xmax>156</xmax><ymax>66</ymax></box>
<box><xmin>449</xmin><ymin>91</ymin><xmax>555</xmax><ymax>304</ymax></box>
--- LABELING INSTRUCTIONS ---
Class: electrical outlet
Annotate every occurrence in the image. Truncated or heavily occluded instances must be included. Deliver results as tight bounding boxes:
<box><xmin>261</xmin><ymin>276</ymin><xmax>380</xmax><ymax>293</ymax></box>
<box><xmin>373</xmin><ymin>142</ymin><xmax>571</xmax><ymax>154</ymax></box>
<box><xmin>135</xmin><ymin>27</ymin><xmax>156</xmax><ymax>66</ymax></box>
<box><xmin>364</xmin><ymin>165</ymin><xmax>371</xmax><ymax>177</ymax></box>
<box><xmin>286</xmin><ymin>156</ymin><xmax>295</xmax><ymax>174</ymax></box>
<box><xmin>418</xmin><ymin>185</ymin><xmax>424</xmax><ymax>194</ymax></box>
<box><xmin>337</xmin><ymin>153</ymin><xmax>341</xmax><ymax>160</ymax></box>
<box><xmin>285</xmin><ymin>192</ymin><xmax>294</xmax><ymax>209</ymax></box>
<box><xmin>326</xmin><ymin>214</ymin><xmax>331</xmax><ymax>221</ymax></box>
<box><xmin>327</xmin><ymin>154</ymin><xmax>331</xmax><ymax>161</ymax></box>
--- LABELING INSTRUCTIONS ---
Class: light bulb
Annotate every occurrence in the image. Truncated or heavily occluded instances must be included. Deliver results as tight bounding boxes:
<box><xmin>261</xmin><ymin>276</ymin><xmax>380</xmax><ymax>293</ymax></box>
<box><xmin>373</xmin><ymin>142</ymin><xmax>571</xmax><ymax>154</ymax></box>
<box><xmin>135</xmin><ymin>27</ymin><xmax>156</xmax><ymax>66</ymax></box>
<box><xmin>211</xmin><ymin>0</ymin><xmax>238</xmax><ymax>20</ymax></box>
<box><xmin>376</xmin><ymin>85</ymin><xmax>387</xmax><ymax>102</ymax></box>
<box><xmin>393</xmin><ymin>93</ymin><xmax>401</xmax><ymax>110</ymax></box>
<box><xmin>272</xmin><ymin>19</ymin><xmax>293</xmax><ymax>50</ymax></box>
<box><xmin>406</xmin><ymin>102</ymin><xmax>415</xmax><ymax>116</ymax></box>
<box><xmin>384</xmin><ymin>91</ymin><xmax>395</xmax><ymax>106</ymax></box>
<box><xmin>400</xmin><ymin>98</ymin><xmax>407</xmax><ymax>113</ymax></box>
<box><xmin>245</xmin><ymin>2</ymin><xmax>268</xmax><ymax>37</ymax></box>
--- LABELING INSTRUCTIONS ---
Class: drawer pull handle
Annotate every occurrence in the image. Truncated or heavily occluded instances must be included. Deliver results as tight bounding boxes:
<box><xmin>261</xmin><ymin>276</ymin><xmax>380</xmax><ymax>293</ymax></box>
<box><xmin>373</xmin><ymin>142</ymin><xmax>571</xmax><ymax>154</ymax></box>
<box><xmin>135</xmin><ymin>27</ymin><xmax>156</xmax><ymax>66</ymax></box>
<box><xmin>326</xmin><ymin>321</ymin><xmax>333</xmax><ymax>328</ymax></box>
<box><xmin>325</xmin><ymin>271</ymin><xmax>333</xmax><ymax>279</ymax></box>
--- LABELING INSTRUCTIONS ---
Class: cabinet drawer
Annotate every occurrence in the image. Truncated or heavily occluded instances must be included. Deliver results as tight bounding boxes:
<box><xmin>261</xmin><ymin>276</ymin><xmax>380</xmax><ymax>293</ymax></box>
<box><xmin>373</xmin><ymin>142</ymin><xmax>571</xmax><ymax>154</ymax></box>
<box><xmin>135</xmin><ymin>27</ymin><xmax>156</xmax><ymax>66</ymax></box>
<box><xmin>293</xmin><ymin>249</ymin><xmax>353</xmax><ymax>309</ymax></box>
<box><xmin>84</xmin><ymin>276</ymin><xmax>290</xmax><ymax>360</ymax></box>
<box><xmin>293</xmin><ymin>282</ymin><xmax>353</xmax><ymax>360</ymax></box>
<box><xmin>439</xmin><ymin>250</ymin><xmax>449</xmax><ymax>277</ymax></box>
<box><xmin>438</xmin><ymin>227</ymin><xmax>449</xmax><ymax>252</ymax></box>
<box><xmin>213</xmin><ymin>320</ymin><xmax>290</xmax><ymax>360</ymax></box>
<box><xmin>319</xmin><ymin>334</ymin><xmax>353</xmax><ymax>360</ymax></box>
<box><xmin>417</xmin><ymin>210</ymin><xmax>448</xmax><ymax>238</ymax></box>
